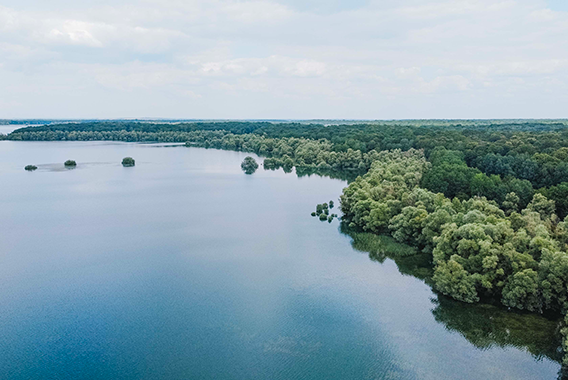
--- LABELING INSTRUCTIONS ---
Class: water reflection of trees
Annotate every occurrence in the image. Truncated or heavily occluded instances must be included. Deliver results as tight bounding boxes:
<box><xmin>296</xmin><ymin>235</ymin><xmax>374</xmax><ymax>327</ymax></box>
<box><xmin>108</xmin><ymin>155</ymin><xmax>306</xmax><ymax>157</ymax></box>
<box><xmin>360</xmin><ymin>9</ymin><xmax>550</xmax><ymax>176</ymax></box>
<box><xmin>343</xmin><ymin>226</ymin><xmax>566</xmax><ymax>378</ymax></box>
<box><xmin>294</xmin><ymin>166</ymin><xmax>362</xmax><ymax>183</ymax></box>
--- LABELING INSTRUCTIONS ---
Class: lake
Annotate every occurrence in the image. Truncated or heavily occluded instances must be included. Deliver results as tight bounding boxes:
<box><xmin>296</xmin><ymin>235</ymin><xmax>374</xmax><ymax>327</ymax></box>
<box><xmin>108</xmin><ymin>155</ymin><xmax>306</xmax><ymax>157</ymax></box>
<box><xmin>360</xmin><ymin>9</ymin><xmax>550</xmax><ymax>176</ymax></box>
<box><xmin>0</xmin><ymin>141</ymin><xmax>562</xmax><ymax>379</ymax></box>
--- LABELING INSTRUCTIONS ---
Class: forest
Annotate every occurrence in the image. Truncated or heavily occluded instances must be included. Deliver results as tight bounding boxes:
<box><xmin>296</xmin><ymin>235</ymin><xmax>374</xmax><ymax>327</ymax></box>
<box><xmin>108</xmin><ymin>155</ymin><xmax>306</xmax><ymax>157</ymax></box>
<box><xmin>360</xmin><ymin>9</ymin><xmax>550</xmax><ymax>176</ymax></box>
<box><xmin>5</xmin><ymin>119</ymin><xmax>568</xmax><ymax>365</ymax></box>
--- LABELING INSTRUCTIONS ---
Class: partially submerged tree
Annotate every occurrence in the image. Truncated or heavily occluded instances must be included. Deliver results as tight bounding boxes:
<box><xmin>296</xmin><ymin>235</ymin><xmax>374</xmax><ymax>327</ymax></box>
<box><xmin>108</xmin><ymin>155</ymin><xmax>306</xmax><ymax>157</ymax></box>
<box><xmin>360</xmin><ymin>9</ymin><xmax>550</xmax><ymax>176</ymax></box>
<box><xmin>241</xmin><ymin>156</ymin><xmax>258</xmax><ymax>174</ymax></box>
<box><xmin>64</xmin><ymin>160</ymin><xmax>77</xmax><ymax>167</ymax></box>
<box><xmin>122</xmin><ymin>157</ymin><xmax>135</xmax><ymax>167</ymax></box>
<box><xmin>24</xmin><ymin>165</ymin><xmax>37</xmax><ymax>171</ymax></box>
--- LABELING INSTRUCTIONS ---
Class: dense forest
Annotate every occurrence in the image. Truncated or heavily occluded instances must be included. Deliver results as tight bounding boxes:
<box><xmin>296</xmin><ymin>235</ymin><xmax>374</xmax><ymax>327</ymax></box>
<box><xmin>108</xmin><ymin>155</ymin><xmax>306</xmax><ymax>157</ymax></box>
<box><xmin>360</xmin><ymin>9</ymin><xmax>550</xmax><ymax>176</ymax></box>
<box><xmin>5</xmin><ymin>119</ymin><xmax>568</xmax><ymax>367</ymax></box>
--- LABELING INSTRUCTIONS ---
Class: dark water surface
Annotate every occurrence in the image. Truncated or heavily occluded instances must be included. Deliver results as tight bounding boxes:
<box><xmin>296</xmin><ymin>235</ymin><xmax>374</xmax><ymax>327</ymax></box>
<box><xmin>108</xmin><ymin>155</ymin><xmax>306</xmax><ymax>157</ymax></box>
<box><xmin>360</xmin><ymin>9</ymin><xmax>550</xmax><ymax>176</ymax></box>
<box><xmin>0</xmin><ymin>141</ymin><xmax>562</xmax><ymax>379</ymax></box>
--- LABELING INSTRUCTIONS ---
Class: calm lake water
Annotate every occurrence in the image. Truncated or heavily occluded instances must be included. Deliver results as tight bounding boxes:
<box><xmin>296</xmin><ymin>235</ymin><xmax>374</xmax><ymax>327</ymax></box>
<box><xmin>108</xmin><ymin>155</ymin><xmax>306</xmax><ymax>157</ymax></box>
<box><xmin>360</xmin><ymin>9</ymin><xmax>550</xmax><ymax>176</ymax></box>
<box><xmin>0</xmin><ymin>141</ymin><xmax>563</xmax><ymax>380</ymax></box>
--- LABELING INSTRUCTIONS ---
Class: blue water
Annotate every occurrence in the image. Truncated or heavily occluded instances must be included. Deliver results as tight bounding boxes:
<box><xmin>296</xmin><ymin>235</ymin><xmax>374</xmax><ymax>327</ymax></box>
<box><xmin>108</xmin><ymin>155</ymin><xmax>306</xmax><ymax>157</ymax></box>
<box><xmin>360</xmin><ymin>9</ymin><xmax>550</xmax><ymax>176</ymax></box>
<box><xmin>0</xmin><ymin>141</ymin><xmax>561</xmax><ymax>379</ymax></box>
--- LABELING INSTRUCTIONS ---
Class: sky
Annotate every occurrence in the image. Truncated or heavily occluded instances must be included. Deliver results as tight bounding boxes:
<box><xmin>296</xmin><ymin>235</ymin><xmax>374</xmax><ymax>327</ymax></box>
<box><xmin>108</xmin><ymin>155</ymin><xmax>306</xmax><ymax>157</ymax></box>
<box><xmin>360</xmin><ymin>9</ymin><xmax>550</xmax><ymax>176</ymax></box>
<box><xmin>0</xmin><ymin>0</ymin><xmax>567</xmax><ymax>119</ymax></box>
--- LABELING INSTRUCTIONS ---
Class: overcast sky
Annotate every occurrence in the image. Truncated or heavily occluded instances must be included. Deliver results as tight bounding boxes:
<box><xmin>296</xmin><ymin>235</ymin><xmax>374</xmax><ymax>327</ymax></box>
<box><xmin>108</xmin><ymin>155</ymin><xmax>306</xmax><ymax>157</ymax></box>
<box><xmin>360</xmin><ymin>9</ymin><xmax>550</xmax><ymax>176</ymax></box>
<box><xmin>1</xmin><ymin>0</ymin><xmax>567</xmax><ymax>119</ymax></box>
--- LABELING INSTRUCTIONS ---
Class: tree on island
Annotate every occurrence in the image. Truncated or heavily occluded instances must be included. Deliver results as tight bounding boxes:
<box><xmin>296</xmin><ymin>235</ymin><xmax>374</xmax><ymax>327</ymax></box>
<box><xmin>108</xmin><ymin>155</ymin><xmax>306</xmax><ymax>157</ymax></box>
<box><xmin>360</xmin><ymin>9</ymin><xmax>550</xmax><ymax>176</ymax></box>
<box><xmin>241</xmin><ymin>156</ymin><xmax>258</xmax><ymax>174</ymax></box>
<box><xmin>122</xmin><ymin>157</ymin><xmax>135</xmax><ymax>167</ymax></box>
<box><xmin>64</xmin><ymin>160</ymin><xmax>77</xmax><ymax>167</ymax></box>
<box><xmin>24</xmin><ymin>165</ymin><xmax>37</xmax><ymax>171</ymax></box>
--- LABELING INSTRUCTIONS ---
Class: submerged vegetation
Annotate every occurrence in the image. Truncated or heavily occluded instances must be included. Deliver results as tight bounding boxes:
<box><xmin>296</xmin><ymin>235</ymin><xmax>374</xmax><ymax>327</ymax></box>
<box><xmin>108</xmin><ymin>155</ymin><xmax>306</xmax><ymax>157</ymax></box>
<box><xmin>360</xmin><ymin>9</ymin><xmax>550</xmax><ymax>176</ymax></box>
<box><xmin>313</xmin><ymin>201</ymin><xmax>338</xmax><ymax>222</ymax></box>
<box><xmin>5</xmin><ymin>119</ymin><xmax>568</xmax><ymax>366</ymax></box>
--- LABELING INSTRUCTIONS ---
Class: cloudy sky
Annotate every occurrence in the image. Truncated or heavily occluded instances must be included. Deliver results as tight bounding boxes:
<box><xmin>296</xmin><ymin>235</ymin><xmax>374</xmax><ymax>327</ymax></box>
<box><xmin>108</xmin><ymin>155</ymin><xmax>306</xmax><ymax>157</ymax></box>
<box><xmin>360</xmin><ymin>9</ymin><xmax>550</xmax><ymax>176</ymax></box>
<box><xmin>1</xmin><ymin>0</ymin><xmax>567</xmax><ymax>119</ymax></box>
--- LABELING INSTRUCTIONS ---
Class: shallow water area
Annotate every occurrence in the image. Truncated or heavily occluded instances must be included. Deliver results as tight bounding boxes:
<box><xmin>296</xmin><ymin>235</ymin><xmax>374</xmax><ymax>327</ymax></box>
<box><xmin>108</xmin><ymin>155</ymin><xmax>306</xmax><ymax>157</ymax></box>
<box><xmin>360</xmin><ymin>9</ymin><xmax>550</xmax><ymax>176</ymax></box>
<box><xmin>0</xmin><ymin>141</ymin><xmax>562</xmax><ymax>380</ymax></box>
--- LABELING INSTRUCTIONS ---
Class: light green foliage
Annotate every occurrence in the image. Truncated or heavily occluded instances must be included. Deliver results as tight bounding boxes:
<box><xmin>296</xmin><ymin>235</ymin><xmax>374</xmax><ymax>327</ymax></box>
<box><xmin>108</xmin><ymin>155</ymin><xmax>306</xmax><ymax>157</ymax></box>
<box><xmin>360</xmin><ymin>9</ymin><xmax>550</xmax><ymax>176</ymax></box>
<box><xmin>432</xmin><ymin>259</ymin><xmax>479</xmax><ymax>303</ymax></box>
<box><xmin>340</xmin><ymin>149</ymin><xmax>568</xmax><ymax>319</ymax></box>
<box><xmin>527</xmin><ymin>193</ymin><xmax>556</xmax><ymax>222</ymax></box>
<box><xmin>501</xmin><ymin>269</ymin><xmax>541</xmax><ymax>312</ymax></box>
<box><xmin>502</xmin><ymin>192</ymin><xmax>520</xmax><ymax>215</ymax></box>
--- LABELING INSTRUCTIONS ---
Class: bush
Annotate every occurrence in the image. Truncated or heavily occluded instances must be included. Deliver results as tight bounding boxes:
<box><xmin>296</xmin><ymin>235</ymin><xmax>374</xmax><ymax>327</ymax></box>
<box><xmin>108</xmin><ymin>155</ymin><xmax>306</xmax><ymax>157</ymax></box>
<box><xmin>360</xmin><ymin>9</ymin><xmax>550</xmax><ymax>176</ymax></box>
<box><xmin>122</xmin><ymin>157</ymin><xmax>135</xmax><ymax>167</ymax></box>
<box><xmin>319</xmin><ymin>213</ymin><xmax>328</xmax><ymax>221</ymax></box>
<box><xmin>24</xmin><ymin>165</ymin><xmax>37</xmax><ymax>171</ymax></box>
<box><xmin>64</xmin><ymin>160</ymin><xmax>77</xmax><ymax>167</ymax></box>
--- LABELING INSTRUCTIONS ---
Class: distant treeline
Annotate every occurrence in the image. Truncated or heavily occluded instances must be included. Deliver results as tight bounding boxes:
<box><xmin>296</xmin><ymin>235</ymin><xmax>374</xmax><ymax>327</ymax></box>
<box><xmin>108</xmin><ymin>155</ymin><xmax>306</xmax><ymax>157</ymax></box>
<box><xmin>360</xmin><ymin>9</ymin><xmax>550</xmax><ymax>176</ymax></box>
<box><xmin>7</xmin><ymin>121</ymin><xmax>568</xmax><ymax>219</ymax></box>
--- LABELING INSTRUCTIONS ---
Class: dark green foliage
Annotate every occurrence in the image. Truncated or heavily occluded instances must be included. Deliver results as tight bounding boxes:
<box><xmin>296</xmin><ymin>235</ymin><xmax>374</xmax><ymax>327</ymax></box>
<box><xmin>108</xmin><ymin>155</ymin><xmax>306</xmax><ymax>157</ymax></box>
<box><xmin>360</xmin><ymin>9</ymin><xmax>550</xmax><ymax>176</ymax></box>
<box><xmin>319</xmin><ymin>213</ymin><xmax>328</xmax><ymax>221</ymax></box>
<box><xmin>24</xmin><ymin>165</ymin><xmax>37</xmax><ymax>171</ymax></box>
<box><xmin>122</xmin><ymin>157</ymin><xmax>135</xmax><ymax>166</ymax></box>
<box><xmin>315</xmin><ymin>202</ymin><xmax>330</xmax><ymax>216</ymax></box>
<box><xmin>64</xmin><ymin>160</ymin><xmax>77</xmax><ymax>167</ymax></box>
<box><xmin>540</xmin><ymin>182</ymin><xmax>568</xmax><ymax>219</ymax></box>
<box><xmin>241</xmin><ymin>156</ymin><xmax>258</xmax><ymax>174</ymax></box>
<box><xmin>311</xmin><ymin>212</ymin><xmax>316</xmax><ymax>217</ymax></box>
<box><xmin>329</xmin><ymin>200</ymin><xmax>334</xmax><ymax>209</ymax></box>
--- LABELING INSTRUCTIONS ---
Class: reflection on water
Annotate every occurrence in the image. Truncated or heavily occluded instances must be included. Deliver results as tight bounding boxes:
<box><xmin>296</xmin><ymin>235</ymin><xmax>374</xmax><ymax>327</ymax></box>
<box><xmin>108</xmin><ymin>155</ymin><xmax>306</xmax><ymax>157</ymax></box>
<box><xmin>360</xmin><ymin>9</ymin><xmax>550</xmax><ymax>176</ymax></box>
<box><xmin>342</xmin><ymin>226</ymin><xmax>566</xmax><ymax>377</ymax></box>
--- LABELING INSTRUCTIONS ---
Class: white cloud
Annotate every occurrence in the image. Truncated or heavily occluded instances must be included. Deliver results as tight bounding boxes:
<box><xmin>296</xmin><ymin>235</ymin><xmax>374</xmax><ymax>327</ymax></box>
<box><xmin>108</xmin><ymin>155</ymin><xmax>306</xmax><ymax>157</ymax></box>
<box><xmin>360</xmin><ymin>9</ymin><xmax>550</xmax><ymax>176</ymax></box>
<box><xmin>0</xmin><ymin>0</ymin><xmax>567</xmax><ymax>118</ymax></box>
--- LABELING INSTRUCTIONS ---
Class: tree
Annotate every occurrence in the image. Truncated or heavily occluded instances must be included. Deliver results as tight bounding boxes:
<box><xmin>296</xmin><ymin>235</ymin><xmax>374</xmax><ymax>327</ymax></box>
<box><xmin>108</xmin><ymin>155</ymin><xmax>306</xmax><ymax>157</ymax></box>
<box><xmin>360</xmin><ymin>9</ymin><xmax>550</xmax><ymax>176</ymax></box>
<box><xmin>432</xmin><ymin>259</ymin><xmax>480</xmax><ymax>303</ymax></box>
<box><xmin>24</xmin><ymin>165</ymin><xmax>37</xmax><ymax>171</ymax></box>
<box><xmin>64</xmin><ymin>160</ymin><xmax>77</xmax><ymax>167</ymax></box>
<box><xmin>241</xmin><ymin>156</ymin><xmax>258</xmax><ymax>174</ymax></box>
<box><xmin>501</xmin><ymin>269</ymin><xmax>541</xmax><ymax>312</ymax></box>
<box><xmin>122</xmin><ymin>157</ymin><xmax>135</xmax><ymax>167</ymax></box>
<box><xmin>502</xmin><ymin>192</ymin><xmax>520</xmax><ymax>215</ymax></box>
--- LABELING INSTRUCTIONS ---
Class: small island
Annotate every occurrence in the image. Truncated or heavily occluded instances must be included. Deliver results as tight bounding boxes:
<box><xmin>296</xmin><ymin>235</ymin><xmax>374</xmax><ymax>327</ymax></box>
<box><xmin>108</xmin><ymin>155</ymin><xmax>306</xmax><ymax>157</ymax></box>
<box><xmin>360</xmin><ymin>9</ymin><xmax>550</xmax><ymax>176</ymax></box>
<box><xmin>64</xmin><ymin>160</ymin><xmax>77</xmax><ymax>167</ymax></box>
<box><xmin>312</xmin><ymin>201</ymin><xmax>338</xmax><ymax>222</ymax></box>
<box><xmin>24</xmin><ymin>165</ymin><xmax>37</xmax><ymax>171</ymax></box>
<box><xmin>122</xmin><ymin>157</ymin><xmax>135</xmax><ymax>167</ymax></box>
<box><xmin>241</xmin><ymin>156</ymin><xmax>258</xmax><ymax>174</ymax></box>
